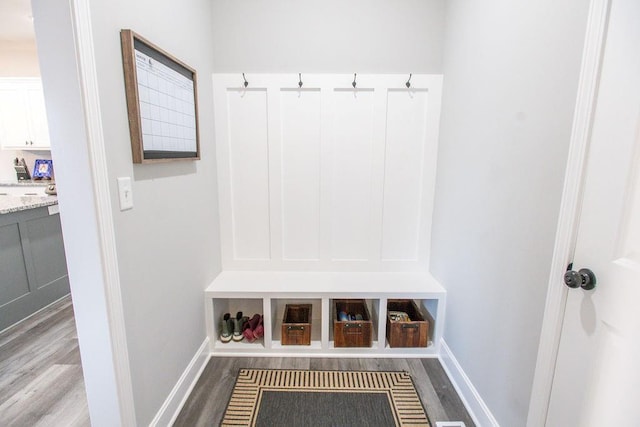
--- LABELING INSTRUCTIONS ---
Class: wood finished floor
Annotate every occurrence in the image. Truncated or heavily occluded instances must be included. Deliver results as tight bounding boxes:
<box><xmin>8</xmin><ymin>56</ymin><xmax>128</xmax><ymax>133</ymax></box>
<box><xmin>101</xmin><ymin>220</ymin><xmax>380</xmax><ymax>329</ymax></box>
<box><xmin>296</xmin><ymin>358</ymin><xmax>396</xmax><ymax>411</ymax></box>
<box><xmin>0</xmin><ymin>296</ymin><xmax>475</xmax><ymax>427</ymax></box>
<box><xmin>175</xmin><ymin>356</ymin><xmax>475</xmax><ymax>427</ymax></box>
<box><xmin>0</xmin><ymin>295</ymin><xmax>89</xmax><ymax>427</ymax></box>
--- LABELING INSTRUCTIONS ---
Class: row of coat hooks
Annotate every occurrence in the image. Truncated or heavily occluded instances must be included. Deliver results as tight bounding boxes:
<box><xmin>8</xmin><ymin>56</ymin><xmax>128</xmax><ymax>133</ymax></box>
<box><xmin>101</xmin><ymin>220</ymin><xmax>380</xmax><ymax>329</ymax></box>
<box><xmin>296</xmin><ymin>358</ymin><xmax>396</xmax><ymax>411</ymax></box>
<box><xmin>241</xmin><ymin>73</ymin><xmax>414</xmax><ymax>88</ymax></box>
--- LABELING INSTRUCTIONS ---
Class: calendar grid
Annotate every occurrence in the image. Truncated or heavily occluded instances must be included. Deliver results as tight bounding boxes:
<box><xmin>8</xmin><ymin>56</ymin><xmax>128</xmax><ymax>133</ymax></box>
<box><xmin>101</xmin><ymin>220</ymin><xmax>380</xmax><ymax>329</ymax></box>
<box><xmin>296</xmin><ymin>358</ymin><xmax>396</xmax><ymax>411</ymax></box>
<box><xmin>135</xmin><ymin>50</ymin><xmax>197</xmax><ymax>153</ymax></box>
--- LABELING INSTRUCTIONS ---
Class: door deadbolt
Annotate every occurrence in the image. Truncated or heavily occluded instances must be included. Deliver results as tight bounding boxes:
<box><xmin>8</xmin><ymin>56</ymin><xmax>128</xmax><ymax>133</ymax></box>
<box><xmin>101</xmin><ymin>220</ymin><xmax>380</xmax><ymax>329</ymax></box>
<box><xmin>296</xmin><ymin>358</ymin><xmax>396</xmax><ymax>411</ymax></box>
<box><xmin>564</xmin><ymin>268</ymin><xmax>597</xmax><ymax>290</ymax></box>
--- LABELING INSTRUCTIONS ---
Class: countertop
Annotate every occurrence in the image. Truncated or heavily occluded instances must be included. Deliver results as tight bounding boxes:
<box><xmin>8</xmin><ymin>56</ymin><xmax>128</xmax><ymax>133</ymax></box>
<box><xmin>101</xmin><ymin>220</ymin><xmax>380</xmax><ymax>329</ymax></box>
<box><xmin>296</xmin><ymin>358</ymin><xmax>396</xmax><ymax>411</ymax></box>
<box><xmin>0</xmin><ymin>195</ymin><xmax>58</xmax><ymax>214</ymax></box>
<box><xmin>0</xmin><ymin>180</ymin><xmax>53</xmax><ymax>187</ymax></box>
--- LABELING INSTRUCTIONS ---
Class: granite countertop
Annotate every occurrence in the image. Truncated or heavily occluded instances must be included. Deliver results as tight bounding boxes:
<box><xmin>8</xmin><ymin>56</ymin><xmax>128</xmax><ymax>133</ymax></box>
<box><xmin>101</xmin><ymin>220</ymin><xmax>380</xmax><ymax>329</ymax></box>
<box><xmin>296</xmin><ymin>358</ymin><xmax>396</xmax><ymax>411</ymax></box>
<box><xmin>0</xmin><ymin>180</ymin><xmax>53</xmax><ymax>187</ymax></box>
<box><xmin>0</xmin><ymin>195</ymin><xmax>58</xmax><ymax>214</ymax></box>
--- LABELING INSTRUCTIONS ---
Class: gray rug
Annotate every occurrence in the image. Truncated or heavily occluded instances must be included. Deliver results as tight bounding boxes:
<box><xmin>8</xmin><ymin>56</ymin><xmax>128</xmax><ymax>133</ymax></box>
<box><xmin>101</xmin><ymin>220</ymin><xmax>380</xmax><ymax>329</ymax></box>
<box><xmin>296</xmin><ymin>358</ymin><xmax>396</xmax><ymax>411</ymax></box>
<box><xmin>221</xmin><ymin>369</ymin><xmax>431</xmax><ymax>426</ymax></box>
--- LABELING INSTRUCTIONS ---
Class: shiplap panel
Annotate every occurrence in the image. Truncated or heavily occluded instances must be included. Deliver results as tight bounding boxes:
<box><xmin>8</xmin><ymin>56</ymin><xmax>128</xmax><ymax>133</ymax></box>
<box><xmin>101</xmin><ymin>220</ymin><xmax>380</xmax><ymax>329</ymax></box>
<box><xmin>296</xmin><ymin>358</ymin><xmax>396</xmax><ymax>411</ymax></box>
<box><xmin>213</xmin><ymin>74</ymin><xmax>442</xmax><ymax>271</ymax></box>
<box><xmin>330</xmin><ymin>89</ymin><xmax>375</xmax><ymax>261</ymax></box>
<box><xmin>381</xmin><ymin>90</ymin><xmax>429</xmax><ymax>260</ymax></box>
<box><xmin>227</xmin><ymin>89</ymin><xmax>271</xmax><ymax>260</ymax></box>
<box><xmin>280</xmin><ymin>89</ymin><xmax>321</xmax><ymax>260</ymax></box>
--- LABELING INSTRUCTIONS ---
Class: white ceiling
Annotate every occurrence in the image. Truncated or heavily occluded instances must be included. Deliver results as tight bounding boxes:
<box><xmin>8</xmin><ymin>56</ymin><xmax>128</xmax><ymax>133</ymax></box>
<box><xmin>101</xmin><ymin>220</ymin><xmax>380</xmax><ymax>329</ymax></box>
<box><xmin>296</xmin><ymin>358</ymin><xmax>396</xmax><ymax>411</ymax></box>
<box><xmin>0</xmin><ymin>0</ymin><xmax>35</xmax><ymax>42</ymax></box>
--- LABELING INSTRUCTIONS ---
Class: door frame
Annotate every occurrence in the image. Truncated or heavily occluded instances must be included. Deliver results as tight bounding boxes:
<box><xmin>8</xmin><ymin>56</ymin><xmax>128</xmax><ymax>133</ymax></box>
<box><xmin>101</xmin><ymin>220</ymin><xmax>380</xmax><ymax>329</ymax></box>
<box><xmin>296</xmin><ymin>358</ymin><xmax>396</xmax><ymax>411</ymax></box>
<box><xmin>32</xmin><ymin>0</ymin><xmax>137</xmax><ymax>424</ymax></box>
<box><xmin>69</xmin><ymin>0</ymin><xmax>137</xmax><ymax>423</ymax></box>
<box><xmin>526</xmin><ymin>0</ymin><xmax>611</xmax><ymax>425</ymax></box>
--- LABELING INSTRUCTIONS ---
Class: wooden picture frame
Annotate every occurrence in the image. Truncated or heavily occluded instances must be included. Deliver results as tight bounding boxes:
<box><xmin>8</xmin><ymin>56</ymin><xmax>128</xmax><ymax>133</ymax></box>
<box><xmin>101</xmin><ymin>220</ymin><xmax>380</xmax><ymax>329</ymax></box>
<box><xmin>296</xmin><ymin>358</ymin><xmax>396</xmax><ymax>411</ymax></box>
<box><xmin>120</xmin><ymin>29</ymin><xmax>200</xmax><ymax>163</ymax></box>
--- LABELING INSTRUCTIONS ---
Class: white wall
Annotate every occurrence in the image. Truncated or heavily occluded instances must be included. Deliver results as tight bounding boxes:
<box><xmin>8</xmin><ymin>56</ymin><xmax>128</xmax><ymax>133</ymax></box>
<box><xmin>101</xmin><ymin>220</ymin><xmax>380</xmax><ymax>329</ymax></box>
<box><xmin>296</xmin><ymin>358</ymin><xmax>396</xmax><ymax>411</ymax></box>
<box><xmin>33</xmin><ymin>0</ymin><xmax>221</xmax><ymax>424</ymax></box>
<box><xmin>0</xmin><ymin>41</ymin><xmax>40</xmax><ymax>77</ymax></box>
<box><xmin>86</xmin><ymin>0</ymin><xmax>221</xmax><ymax>423</ymax></box>
<box><xmin>211</xmin><ymin>0</ymin><xmax>445</xmax><ymax>73</ymax></box>
<box><xmin>430</xmin><ymin>1</ymin><xmax>589</xmax><ymax>425</ymax></box>
<box><xmin>0</xmin><ymin>150</ymin><xmax>51</xmax><ymax>182</ymax></box>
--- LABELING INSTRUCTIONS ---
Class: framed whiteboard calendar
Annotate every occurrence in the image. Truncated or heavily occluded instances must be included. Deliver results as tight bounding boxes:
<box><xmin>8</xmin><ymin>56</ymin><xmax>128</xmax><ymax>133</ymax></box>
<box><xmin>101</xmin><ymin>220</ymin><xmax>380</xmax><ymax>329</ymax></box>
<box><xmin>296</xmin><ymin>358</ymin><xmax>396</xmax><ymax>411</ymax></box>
<box><xmin>120</xmin><ymin>29</ymin><xmax>200</xmax><ymax>163</ymax></box>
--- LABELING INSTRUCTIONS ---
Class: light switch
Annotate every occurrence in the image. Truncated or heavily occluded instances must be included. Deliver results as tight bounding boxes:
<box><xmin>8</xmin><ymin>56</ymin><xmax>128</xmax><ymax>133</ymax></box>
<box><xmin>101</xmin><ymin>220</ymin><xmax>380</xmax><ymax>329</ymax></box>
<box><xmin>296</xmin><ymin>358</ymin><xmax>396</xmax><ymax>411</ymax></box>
<box><xmin>117</xmin><ymin>177</ymin><xmax>133</xmax><ymax>211</ymax></box>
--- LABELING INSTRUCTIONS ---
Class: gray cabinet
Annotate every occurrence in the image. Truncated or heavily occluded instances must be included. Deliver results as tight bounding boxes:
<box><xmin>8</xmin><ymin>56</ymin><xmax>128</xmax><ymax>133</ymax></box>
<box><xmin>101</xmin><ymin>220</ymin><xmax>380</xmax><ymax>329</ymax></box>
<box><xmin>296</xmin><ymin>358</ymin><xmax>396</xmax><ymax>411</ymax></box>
<box><xmin>0</xmin><ymin>206</ymin><xmax>69</xmax><ymax>331</ymax></box>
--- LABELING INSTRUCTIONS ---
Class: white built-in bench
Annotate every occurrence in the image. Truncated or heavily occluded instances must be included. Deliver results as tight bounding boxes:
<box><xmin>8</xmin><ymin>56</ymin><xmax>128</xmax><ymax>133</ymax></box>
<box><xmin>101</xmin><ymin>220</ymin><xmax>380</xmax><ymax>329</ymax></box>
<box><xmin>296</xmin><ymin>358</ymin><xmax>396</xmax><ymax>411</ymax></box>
<box><xmin>208</xmin><ymin>74</ymin><xmax>447</xmax><ymax>357</ymax></box>
<box><xmin>205</xmin><ymin>271</ymin><xmax>446</xmax><ymax>357</ymax></box>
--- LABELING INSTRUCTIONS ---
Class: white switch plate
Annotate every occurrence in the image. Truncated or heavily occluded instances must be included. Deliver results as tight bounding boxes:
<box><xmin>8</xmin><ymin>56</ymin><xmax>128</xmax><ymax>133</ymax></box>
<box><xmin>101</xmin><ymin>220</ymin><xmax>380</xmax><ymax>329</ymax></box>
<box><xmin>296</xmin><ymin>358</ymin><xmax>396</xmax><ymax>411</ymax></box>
<box><xmin>117</xmin><ymin>177</ymin><xmax>133</xmax><ymax>211</ymax></box>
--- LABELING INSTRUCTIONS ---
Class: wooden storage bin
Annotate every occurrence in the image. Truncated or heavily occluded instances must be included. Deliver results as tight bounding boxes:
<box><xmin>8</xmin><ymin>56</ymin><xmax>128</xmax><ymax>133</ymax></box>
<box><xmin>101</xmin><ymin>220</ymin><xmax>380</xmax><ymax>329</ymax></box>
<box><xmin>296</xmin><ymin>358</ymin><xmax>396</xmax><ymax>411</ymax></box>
<box><xmin>333</xmin><ymin>299</ymin><xmax>373</xmax><ymax>348</ymax></box>
<box><xmin>386</xmin><ymin>299</ymin><xmax>429</xmax><ymax>348</ymax></box>
<box><xmin>281</xmin><ymin>304</ymin><xmax>312</xmax><ymax>345</ymax></box>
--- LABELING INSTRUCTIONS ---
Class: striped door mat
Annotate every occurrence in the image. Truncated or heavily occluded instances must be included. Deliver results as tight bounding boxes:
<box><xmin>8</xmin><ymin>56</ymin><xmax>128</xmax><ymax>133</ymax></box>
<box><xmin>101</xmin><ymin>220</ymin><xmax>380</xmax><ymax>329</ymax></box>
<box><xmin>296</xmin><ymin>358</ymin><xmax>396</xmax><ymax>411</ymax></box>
<box><xmin>221</xmin><ymin>369</ymin><xmax>431</xmax><ymax>426</ymax></box>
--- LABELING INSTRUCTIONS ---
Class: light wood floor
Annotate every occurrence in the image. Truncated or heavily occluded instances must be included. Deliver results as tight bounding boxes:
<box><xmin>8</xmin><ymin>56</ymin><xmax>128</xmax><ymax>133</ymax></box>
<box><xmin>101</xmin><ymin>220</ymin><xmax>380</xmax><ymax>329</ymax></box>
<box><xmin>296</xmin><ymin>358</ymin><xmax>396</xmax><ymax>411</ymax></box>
<box><xmin>0</xmin><ymin>296</ymin><xmax>475</xmax><ymax>427</ymax></box>
<box><xmin>0</xmin><ymin>295</ymin><xmax>89</xmax><ymax>427</ymax></box>
<box><xmin>175</xmin><ymin>356</ymin><xmax>475</xmax><ymax>426</ymax></box>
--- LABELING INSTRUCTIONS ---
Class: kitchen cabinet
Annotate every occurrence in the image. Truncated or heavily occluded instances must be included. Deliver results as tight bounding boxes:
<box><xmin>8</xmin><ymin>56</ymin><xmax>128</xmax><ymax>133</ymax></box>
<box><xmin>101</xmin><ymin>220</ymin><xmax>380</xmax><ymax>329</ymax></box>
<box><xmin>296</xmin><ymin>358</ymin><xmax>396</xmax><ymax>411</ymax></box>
<box><xmin>0</xmin><ymin>205</ymin><xmax>69</xmax><ymax>331</ymax></box>
<box><xmin>0</xmin><ymin>78</ymin><xmax>51</xmax><ymax>150</ymax></box>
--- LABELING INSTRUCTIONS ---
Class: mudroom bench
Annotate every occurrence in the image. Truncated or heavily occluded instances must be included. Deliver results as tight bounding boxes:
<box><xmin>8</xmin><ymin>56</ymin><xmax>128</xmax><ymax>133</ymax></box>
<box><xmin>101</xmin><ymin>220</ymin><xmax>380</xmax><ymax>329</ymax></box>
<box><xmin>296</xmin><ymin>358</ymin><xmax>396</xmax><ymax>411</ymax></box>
<box><xmin>205</xmin><ymin>271</ymin><xmax>446</xmax><ymax>357</ymax></box>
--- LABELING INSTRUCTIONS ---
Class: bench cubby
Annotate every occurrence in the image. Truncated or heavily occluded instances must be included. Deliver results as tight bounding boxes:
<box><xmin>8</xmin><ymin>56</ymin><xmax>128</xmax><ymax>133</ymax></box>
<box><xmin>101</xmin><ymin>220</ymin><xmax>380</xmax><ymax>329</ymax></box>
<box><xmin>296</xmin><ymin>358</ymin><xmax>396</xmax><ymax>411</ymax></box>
<box><xmin>205</xmin><ymin>271</ymin><xmax>446</xmax><ymax>357</ymax></box>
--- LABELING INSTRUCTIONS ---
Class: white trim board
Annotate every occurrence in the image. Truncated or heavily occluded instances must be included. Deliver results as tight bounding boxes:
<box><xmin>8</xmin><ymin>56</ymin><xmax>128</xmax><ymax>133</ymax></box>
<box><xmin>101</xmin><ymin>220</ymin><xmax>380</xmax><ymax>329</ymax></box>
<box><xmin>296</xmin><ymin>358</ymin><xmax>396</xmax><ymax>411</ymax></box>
<box><xmin>150</xmin><ymin>338</ymin><xmax>210</xmax><ymax>427</ymax></box>
<box><xmin>32</xmin><ymin>0</ymin><xmax>137</xmax><ymax>424</ymax></box>
<box><xmin>210</xmin><ymin>351</ymin><xmax>441</xmax><ymax>359</ymax></box>
<box><xmin>526</xmin><ymin>0</ymin><xmax>611</xmax><ymax>425</ymax></box>
<box><xmin>69</xmin><ymin>0</ymin><xmax>137</xmax><ymax>423</ymax></box>
<box><xmin>439</xmin><ymin>340</ymin><xmax>499</xmax><ymax>427</ymax></box>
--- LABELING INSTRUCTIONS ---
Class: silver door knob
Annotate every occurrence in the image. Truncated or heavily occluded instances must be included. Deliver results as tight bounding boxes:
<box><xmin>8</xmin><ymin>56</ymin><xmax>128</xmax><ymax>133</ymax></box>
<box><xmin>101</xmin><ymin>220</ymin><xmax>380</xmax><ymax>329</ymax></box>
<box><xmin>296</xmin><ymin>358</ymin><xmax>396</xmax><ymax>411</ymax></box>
<box><xmin>564</xmin><ymin>268</ymin><xmax>596</xmax><ymax>290</ymax></box>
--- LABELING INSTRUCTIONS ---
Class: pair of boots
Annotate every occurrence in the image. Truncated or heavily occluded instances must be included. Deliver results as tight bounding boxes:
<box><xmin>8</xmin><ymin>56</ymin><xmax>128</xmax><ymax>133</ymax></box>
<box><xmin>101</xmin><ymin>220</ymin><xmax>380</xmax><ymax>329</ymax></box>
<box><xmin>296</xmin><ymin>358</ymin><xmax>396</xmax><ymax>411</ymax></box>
<box><xmin>242</xmin><ymin>314</ymin><xmax>263</xmax><ymax>343</ymax></box>
<box><xmin>220</xmin><ymin>312</ymin><xmax>263</xmax><ymax>343</ymax></box>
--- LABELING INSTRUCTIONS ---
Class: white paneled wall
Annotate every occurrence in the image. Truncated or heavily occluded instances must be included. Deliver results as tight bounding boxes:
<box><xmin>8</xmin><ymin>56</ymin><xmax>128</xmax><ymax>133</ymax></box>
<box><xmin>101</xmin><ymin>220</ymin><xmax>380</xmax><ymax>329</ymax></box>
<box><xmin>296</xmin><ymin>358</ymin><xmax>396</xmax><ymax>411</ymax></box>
<box><xmin>331</xmin><ymin>89</ymin><xmax>376</xmax><ymax>261</ymax></box>
<box><xmin>280</xmin><ymin>89</ymin><xmax>321</xmax><ymax>261</ymax></box>
<box><xmin>227</xmin><ymin>89</ymin><xmax>270</xmax><ymax>260</ymax></box>
<box><xmin>213</xmin><ymin>74</ymin><xmax>442</xmax><ymax>271</ymax></box>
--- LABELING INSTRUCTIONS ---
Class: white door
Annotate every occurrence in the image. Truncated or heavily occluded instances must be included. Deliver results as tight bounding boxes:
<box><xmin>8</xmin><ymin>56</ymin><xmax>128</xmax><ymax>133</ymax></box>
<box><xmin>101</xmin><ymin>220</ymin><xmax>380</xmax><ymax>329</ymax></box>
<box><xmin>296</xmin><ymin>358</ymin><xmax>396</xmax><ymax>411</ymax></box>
<box><xmin>546</xmin><ymin>0</ymin><xmax>640</xmax><ymax>425</ymax></box>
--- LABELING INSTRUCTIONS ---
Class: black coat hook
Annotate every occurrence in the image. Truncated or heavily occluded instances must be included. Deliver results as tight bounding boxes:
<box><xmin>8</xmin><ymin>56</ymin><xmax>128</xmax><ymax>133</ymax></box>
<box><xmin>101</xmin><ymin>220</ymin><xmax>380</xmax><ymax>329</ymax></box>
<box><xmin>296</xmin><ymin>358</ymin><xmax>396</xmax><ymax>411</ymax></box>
<box><xmin>406</xmin><ymin>73</ymin><xmax>412</xmax><ymax>88</ymax></box>
<box><xmin>352</xmin><ymin>73</ymin><xmax>357</xmax><ymax>88</ymax></box>
<box><xmin>298</xmin><ymin>73</ymin><xmax>303</xmax><ymax>88</ymax></box>
<box><xmin>242</xmin><ymin>73</ymin><xmax>248</xmax><ymax>88</ymax></box>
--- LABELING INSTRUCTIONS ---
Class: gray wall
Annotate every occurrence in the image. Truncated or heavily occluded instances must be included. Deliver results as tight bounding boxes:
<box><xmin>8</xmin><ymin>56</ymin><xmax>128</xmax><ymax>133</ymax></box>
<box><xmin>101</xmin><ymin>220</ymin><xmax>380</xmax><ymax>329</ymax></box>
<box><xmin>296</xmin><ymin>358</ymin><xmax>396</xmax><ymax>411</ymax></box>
<box><xmin>30</xmin><ymin>0</ymin><xmax>590</xmax><ymax>423</ymax></box>
<box><xmin>73</xmin><ymin>0</ymin><xmax>220</xmax><ymax>423</ymax></box>
<box><xmin>211</xmin><ymin>0</ymin><xmax>446</xmax><ymax>73</ymax></box>
<box><xmin>430</xmin><ymin>1</ymin><xmax>589</xmax><ymax>425</ymax></box>
<box><xmin>34</xmin><ymin>0</ymin><xmax>221</xmax><ymax>422</ymax></box>
<box><xmin>33</xmin><ymin>0</ymin><xmax>127</xmax><ymax>422</ymax></box>
<box><xmin>30</xmin><ymin>0</ymin><xmax>444</xmax><ymax>423</ymax></box>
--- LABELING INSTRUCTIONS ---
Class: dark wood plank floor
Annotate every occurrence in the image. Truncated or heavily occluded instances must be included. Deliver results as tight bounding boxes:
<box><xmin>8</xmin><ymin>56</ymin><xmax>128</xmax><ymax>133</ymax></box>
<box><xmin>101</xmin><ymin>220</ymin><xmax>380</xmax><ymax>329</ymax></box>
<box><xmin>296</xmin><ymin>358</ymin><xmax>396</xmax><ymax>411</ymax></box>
<box><xmin>175</xmin><ymin>356</ymin><xmax>475</xmax><ymax>427</ymax></box>
<box><xmin>0</xmin><ymin>295</ymin><xmax>89</xmax><ymax>426</ymax></box>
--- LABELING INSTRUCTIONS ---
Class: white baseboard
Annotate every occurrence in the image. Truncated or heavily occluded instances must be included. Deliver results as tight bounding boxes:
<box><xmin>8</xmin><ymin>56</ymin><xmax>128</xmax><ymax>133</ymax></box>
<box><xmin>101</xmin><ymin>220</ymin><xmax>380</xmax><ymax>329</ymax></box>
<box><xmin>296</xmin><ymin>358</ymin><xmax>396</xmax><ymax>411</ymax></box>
<box><xmin>439</xmin><ymin>339</ymin><xmax>499</xmax><ymax>427</ymax></box>
<box><xmin>150</xmin><ymin>337</ymin><xmax>211</xmax><ymax>427</ymax></box>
